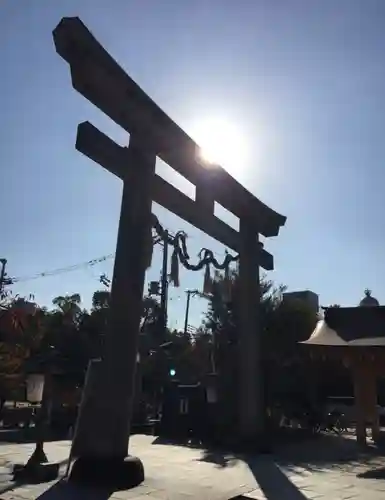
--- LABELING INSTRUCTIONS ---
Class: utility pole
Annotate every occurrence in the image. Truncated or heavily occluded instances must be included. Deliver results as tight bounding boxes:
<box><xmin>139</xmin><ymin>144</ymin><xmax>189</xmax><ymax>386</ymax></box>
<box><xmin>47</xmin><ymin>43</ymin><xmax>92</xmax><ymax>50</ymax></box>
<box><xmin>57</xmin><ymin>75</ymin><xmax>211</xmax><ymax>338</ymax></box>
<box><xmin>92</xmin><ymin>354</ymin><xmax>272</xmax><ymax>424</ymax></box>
<box><xmin>183</xmin><ymin>289</ymin><xmax>215</xmax><ymax>371</ymax></box>
<box><xmin>183</xmin><ymin>289</ymin><xmax>201</xmax><ymax>336</ymax></box>
<box><xmin>159</xmin><ymin>231</ymin><xmax>169</xmax><ymax>339</ymax></box>
<box><xmin>0</xmin><ymin>258</ymin><xmax>7</xmax><ymax>295</ymax></box>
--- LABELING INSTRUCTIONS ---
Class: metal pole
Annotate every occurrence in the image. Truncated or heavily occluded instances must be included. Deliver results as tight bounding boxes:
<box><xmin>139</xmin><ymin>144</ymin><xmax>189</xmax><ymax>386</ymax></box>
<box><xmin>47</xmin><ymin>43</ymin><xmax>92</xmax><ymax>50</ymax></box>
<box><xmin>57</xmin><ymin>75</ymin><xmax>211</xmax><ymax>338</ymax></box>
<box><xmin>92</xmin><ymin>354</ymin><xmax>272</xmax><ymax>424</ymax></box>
<box><xmin>160</xmin><ymin>231</ymin><xmax>169</xmax><ymax>338</ymax></box>
<box><xmin>183</xmin><ymin>291</ymin><xmax>192</xmax><ymax>336</ymax></box>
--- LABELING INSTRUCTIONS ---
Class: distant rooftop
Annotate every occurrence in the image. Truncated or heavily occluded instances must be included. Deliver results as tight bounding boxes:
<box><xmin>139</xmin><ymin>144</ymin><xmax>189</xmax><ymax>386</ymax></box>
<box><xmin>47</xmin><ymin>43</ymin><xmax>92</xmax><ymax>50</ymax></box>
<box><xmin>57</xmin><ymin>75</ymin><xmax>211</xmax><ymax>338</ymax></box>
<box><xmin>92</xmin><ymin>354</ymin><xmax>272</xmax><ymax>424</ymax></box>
<box><xmin>359</xmin><ymin>289</ymin><xmax>380</xmax><ymax>307</ymax></box>
<box><xmin>302</xmin><ymin>305</ymin><xmax>385</xmax><ymax>347</ymax></box>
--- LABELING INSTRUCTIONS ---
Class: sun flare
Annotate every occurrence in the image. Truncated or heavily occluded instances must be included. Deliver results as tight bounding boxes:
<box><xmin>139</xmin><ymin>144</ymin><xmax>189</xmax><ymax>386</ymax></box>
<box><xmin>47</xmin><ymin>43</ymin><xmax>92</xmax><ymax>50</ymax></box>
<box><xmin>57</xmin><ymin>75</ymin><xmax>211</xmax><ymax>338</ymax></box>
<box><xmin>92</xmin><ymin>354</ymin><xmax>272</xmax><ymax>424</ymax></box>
<box><xmin>191</xmin><ymin>117</ymin><xmax>247</xmax><ymax>173</ymax></box>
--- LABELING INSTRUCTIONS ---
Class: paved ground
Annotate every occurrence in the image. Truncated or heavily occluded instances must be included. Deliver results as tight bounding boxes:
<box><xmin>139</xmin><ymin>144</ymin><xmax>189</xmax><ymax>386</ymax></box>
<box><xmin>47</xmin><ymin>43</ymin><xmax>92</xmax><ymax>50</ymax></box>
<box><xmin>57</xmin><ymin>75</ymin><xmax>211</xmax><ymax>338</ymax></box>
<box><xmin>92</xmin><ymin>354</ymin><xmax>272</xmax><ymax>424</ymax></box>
<box><xmin>1</xmin><ymin>434</ymin><xmax>385</xmax><ymax>499</ymax></box>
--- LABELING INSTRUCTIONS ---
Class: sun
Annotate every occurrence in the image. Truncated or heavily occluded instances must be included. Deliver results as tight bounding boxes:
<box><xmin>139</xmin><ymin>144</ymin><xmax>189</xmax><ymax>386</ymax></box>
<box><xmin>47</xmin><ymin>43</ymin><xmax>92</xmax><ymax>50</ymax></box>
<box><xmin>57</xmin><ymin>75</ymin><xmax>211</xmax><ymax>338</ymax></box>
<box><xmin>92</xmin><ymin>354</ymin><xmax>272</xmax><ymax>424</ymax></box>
<box><xmin>190</xmin><ymin>117</ymin><xmax>247</xmax><ymax>173</ymax></box>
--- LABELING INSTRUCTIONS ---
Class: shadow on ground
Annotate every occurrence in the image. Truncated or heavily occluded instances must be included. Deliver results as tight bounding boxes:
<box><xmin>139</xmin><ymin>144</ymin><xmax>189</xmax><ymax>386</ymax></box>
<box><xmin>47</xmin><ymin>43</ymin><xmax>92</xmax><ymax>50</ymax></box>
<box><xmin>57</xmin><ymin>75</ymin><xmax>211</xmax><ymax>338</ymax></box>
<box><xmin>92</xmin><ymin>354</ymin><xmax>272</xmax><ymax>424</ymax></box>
<box><xmin>153</xmin><ymin>431</ymin><xmax>385</xmax><ymax>473</ymax></box>
<box><xmin>231</xmin><ymin>435</ymin><xmax>385</xmax><ymax>499</ymax></box>
<box><xmin>35</xmin><ymin>479</ymin><xmax>114</xmax><ymax>500</ymax></box>
<box><xmin>0</xmin><ymin>458</ymin><xmax>69</xmax><ymax>496</ymax></box>
<box><xmin>1</xmin><ymin>476</ymin><xmax>115</xmax><ymax>500</ymax></box>
<box><xmin>357</xmin><ymin>466</ymin><xmax>385</xmax><ymax>479</ymax></box>
<box><xmin>197</xmin><ymin>449</ymin><xmax>239</xmax><ymax>468</ymax></box>
<box><xmin>1</xmin><ymin>434</ymin><xmax>383</xmax><ymax>499</ymax></box>
<box><xmin>152</xmin><ymin>435</ymin><xmax>243</xmax><ymax>468</ymax></box>
<box><xmin>232</xmin><ymin>460</ymin><xmax>309</xmax><ymax>500</ymax></box>
<box><xmin>274</xmin><ymin>433</ymin><xmax>385</xmax><ymax>475</ymax></box>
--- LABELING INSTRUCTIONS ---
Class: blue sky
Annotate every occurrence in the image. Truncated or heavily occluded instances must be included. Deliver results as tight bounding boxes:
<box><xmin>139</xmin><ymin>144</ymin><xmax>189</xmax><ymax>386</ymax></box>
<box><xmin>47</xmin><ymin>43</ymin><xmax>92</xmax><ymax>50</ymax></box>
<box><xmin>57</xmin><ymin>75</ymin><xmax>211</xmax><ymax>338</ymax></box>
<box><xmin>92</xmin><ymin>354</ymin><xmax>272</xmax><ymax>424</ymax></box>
<box><xmin>2</xmin><ymin>0</ymin><xmax>385</xmax><ymax>329</ymax></box>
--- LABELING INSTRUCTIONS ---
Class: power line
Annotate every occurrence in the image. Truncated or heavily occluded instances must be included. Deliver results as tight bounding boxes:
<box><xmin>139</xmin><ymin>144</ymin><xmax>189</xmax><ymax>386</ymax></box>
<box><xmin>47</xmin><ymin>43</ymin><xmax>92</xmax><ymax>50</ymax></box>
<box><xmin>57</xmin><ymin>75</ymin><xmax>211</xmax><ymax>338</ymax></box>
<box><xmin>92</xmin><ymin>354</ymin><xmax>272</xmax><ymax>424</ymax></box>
<box><xmin>6</xmin><ymin>224</ymin><xmax>228</xmax><ymax>286</ymax></box>
<box><xmin>7</xmin><ymin>231</ymin><xmax>168</xmax><ymax>285</ymax></box>
<box><xmin>10</xmin><ymin>254</ymin><xmax>115</xmax><ymax>284</ymax></box>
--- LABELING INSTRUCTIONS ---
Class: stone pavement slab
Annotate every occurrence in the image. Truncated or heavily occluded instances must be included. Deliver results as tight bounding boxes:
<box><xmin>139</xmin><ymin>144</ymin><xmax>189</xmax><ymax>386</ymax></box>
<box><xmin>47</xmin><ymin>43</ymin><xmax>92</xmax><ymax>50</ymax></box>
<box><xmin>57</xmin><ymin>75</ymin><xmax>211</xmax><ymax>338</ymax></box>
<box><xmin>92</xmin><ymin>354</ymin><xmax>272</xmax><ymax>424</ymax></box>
<box><xmin>0</xmin><ymin>434</ymin><xmax>385</xmax><ymax>499</ymax></box>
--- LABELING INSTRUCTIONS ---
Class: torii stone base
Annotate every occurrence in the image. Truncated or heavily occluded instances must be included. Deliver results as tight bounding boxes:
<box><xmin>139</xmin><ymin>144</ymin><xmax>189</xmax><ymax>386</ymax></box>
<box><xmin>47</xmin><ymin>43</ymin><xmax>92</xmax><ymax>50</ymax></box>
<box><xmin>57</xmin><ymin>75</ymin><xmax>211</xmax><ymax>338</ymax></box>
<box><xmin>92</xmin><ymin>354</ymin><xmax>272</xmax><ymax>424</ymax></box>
<box><xmin>69</xmin><ymin>455</ymin><xmax>144</xmax><ymax>490</ymax></box>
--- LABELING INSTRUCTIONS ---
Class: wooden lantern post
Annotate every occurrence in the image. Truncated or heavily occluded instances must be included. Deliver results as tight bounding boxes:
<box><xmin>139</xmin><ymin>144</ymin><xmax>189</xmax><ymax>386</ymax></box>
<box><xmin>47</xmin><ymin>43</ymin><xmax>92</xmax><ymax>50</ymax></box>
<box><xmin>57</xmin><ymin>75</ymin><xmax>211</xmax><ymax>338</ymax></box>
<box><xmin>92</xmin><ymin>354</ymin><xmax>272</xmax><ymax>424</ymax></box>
<box><xmin>349</xmin><ymin>351</ymin><xmax>381</xmax><ymax>445</ymax></box>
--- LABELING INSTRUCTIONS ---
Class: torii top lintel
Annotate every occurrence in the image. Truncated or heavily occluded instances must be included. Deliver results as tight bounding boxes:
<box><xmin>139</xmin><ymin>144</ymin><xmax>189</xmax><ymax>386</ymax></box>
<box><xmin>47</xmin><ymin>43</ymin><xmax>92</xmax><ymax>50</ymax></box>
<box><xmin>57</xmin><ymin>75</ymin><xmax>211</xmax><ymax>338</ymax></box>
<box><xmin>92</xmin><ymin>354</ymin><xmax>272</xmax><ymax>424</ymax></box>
<box><xmin>53</xmin><ymin>17</ymin><xmax>286</xmax><ymax>238</ymax></box>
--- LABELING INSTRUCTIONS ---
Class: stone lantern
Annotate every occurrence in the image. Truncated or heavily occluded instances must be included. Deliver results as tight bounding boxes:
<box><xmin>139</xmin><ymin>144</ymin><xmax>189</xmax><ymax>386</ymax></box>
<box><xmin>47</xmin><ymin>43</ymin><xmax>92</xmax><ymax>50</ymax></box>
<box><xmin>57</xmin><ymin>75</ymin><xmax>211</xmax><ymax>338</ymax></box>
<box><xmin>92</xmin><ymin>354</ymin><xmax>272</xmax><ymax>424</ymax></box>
<box><xmin>26</xmin><ymin>373</ymin><xmax>45</xmax><ymax>405</ymax></box>
<box><xmin>302</xmin><ymin>293</ymin><xmax>385</xmax><ymax>446</ymax></box>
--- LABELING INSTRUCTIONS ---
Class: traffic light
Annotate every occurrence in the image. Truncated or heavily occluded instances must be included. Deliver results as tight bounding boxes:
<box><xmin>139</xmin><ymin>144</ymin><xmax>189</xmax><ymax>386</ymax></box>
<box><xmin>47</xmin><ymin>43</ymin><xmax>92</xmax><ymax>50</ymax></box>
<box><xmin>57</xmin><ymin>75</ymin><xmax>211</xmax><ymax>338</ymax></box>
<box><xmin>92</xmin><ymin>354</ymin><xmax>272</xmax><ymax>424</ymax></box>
<box><xmin>169</xmin><ymin>368</ymin><xmax>176</xmax><ymax>377</ymax></box>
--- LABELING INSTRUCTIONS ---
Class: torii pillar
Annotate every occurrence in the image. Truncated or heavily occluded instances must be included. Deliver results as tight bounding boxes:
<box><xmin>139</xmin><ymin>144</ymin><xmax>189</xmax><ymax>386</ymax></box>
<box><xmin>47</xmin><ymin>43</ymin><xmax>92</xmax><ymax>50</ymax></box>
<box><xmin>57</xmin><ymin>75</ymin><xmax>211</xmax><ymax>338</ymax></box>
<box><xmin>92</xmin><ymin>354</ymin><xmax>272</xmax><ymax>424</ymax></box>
<box><xmin>238</xmin><ymin>218</ymin><xmax>264</xmax><ymax>444</ymax></box>
<box><xmin>69</xmin><ymin>136</ymin><xmax>156</xmax><ymax>488</ymax></box>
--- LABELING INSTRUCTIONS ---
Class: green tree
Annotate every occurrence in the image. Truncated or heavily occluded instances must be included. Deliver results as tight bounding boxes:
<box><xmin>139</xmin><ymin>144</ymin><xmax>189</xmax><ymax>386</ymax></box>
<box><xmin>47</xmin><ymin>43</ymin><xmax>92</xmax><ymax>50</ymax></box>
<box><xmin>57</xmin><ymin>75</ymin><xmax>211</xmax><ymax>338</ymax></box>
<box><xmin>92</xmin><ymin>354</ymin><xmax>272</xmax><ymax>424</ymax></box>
<box><xmin>52</xmin><ymin>293</ymin><xmax>82</xmax><ymax>324</ymax></box>
<box><xmin>79</xmin><ymin>290</ymin><xmax>111</xmax><ymax>360</ymax></box>
<box><xmin>80</xmin><ymin>291</ymin><xmax>165</xmax><ymax>362</ymax></box>
<box><xmin>91</xmin><ymin>290</ymin><xmax>110</xmax><ymax>311</ymax></box>
<box><xmin>41</xmin><ymin>294</ymin><xmax>89</xmax><ymax>384</ymax></box>
<box><xmin>203</xmin><ymin>270</ymin><xmax>287</xmax><ymax>372</ymax></box>
<box><xmin>201</xmin><ymin>270</ymin><xmax>318</xmax><ymax>427</ymax></box>
<box><xmin>0</xmin><ymin>297</ymin><xmax>45</xmax><ymax>411</ymax></box>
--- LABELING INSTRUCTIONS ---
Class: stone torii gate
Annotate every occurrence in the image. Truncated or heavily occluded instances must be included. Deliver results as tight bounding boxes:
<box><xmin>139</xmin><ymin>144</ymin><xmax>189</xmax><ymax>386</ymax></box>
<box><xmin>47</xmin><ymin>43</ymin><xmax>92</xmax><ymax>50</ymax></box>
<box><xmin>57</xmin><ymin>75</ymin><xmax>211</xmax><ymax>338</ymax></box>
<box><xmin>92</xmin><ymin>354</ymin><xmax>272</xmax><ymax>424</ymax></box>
<box><xmin>53</xmin><ymin>17</ymin><xmax>286</xmax><ymax>487</ymax></box>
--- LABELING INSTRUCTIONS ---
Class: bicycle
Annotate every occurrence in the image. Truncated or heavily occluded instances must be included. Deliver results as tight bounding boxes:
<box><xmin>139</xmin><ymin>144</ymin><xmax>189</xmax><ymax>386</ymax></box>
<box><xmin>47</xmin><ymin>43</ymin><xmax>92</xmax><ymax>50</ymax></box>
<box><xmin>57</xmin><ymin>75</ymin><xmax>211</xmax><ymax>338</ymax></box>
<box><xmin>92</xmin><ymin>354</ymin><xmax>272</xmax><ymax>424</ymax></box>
<box><xmin>321</xmin><ymin>411</ymin><xmax>349</xmax><ymax>435</ymax></box>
